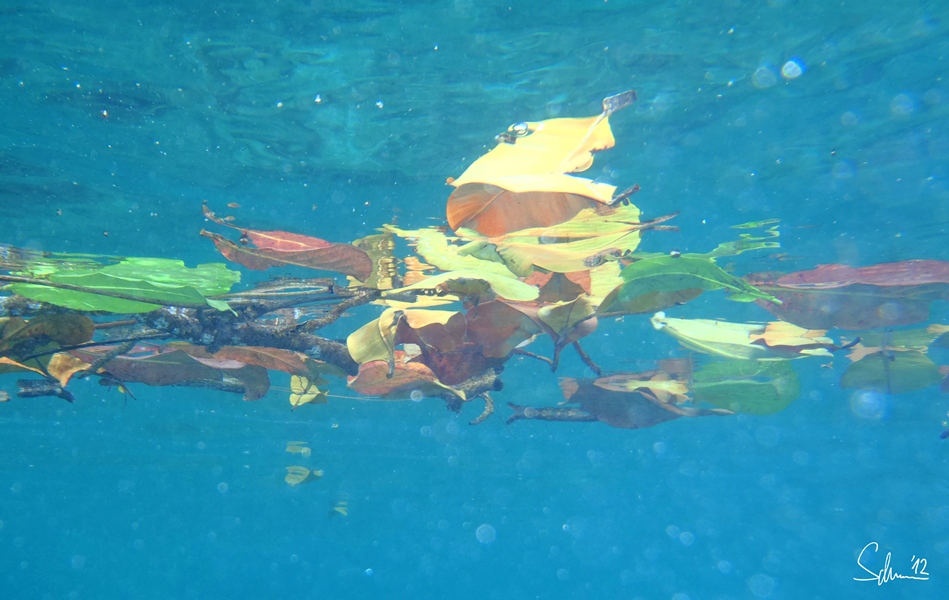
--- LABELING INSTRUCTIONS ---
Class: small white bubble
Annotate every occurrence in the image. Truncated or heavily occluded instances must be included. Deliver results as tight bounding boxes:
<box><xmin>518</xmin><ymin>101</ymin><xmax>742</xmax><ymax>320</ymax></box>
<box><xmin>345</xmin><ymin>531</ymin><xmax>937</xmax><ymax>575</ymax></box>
<box><xmin>781</xmin><ymin>59</ymin><xmax>803</xmax><ymax>79</ymax></box>
<box><xmin>850</xmin><ymin>390</ymin><xmax>887</xmax><ymax>420</ymax></box>
<box><xmin>890</xmin><ymin>93</ymin><xmax>915</xmax><ymax>116</ymax></box>
<box><xmin>840</xmin><ymin>111</ymin><xmax>858</xmax><ymax>126</ymax></box>
<box><xmin>752</xmin><ymin>66</ymin><xmax>777</xmax><ymax>88</ymax></box>
<box><xmin>748</xmin><ymin>573</ymin><xmax>776</xmax><ymax>598</ymax></box>
<box><xmin>832</xmin><ymin>160</ymin><xmax>855</xmax><ymax>179</ymax></box>
<box><xmin>755</xmin><ymin>426</ymin><xmax>781</xmax><ymax>447</ymax></box>
<box><xmin>217</xmin><ymin>482</ymin><xmax>228</xmax><ymax>493</ymax></box>
<box><xmin>475</xmin><ymin>523</ymin><xmax>496</xmax><ymax>545</ymax></box>
<box><xmin>792</xmin><ymin>450</ymin><xmax>809</xmax><ymax>466</ymax></box>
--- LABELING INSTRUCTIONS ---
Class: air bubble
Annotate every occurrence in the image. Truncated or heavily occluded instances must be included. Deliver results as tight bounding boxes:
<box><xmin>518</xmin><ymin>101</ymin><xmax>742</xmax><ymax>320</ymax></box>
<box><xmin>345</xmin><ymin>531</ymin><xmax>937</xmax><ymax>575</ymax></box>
<box><xmin>475</xmin><ymin>523</ymin><xmax>496</xmax><ymax>545</ymax></box>
<box><xmin>781</xmin><ymin>60</ymin><xmax>803</xmax><ymax>79</ymax></box>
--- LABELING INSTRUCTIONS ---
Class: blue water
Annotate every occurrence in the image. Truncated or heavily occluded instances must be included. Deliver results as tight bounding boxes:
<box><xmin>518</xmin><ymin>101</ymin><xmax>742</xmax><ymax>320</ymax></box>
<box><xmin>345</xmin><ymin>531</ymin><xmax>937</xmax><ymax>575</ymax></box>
<box><xmin>2</xmin><ymin>1</ymin><xmax>948</xmax><ymax>598</ymax></box>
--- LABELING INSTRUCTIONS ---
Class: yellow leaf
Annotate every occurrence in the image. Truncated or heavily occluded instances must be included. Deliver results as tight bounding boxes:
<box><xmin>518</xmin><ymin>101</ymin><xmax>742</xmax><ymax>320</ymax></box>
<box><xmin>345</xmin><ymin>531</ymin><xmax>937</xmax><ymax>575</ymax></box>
<box><xmin>450</xmin><ymin>116</ymin><xmax>617</xmax><ymax>200</ymax></box>
<box><xmin>386</xmin><ymin>225</ymin><xmax>518</xmax><ymax>279</ymax></box>
<box><xmin>651</xmin><ymin>313</ymin><xmax>834</xmax><ymax>360</ymax></box>
<box><xmin>46</xmin><ymin>352</ymin><xmax>92</xmax><ymax>387</ymax></box>
<box><xmin>0</xmin><ymin>356</ymin><xmax>46</xmax><ymax>376</ymax></box>
<box><xmin>285</xmin><ymin>441</ymin><xmax>312</xmax><ymax>458</ymax></box>
<box><xmin>387</xmin><ymin>270</ymin><xmax>539</xmax><ymax>302</ymax></box>
<box><xmin>288</xmin><ymin>375</ymin><xmax>327</xmax><ymax>408</ymax></box>
<box><xmin>345</xmin><ymin>308</ymin><xmax>404</xmax><ymax>367</ymax></box>
<box><xmin>285</xmin><ymin>466</ymin><xmax>322</xmax><ymax>486</ymax></box>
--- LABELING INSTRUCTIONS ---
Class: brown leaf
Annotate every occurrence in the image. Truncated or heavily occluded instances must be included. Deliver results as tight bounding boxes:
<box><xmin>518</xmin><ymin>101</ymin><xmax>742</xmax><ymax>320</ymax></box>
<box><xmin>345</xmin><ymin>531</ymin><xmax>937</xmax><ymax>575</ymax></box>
<box><xmin>465</xmin><ymin>300</ymin><xmax>543</xmax><ymax>358</ymax></box>
<box><xmin>750</xmin><ymin>260</ymin><xmax>949</xmax><ymax>329</ymax></box>
<box><xmin>447</xmin><ymin>186</ymin><xmax>600</xmax><ymax>237</ymax></box>
<box><xmin>70</xmin><ymin>344</ymin><xmax>270</xmax><ymax>400</ymax></box>
<box><xmin>559</xmin><ymin>378</ymin><xmax>682</xmax><ymax>429</ymax></box>
<box><xmin>212</xmin><ymin>346</ymin><xmax>310</xmax><ymax>376</ymax></box>
<box><xmin>347</xmin><ymin>359</ymin><xmax>459</xmax><ymax>400</ymax></box>
<box><xmin>200</xmin><ymin>229</ymin><xmax>372</xmax><ymax>280</ymax></box>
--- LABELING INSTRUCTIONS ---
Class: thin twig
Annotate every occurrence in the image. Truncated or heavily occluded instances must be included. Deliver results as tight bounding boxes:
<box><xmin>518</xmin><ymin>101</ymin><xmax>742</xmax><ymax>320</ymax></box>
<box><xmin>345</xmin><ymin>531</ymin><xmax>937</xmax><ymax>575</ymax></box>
<box><xmin>571</xmin><ymin>341</ymin><xmax>602</xmax><ymax>376</ymax></box>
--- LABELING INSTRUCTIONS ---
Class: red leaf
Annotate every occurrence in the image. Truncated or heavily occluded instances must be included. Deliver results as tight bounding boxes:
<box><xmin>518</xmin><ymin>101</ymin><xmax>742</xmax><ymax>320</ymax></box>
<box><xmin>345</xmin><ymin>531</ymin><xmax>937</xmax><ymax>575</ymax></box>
<box><xmin>750</xmin><ymin>260</ymin><xmax>949</xmax><ymax>330</ymax></box>
<box><xmin>201</xmin><ymin>229</ymin><xmax>372</xmax><ymax>280</ymax></box>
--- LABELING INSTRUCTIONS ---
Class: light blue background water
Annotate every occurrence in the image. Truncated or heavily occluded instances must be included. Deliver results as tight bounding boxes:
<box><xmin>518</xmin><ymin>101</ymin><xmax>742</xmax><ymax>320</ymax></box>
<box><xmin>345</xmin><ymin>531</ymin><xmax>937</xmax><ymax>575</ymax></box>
<box><xmin>1</xmin><ymin>1</ymin><xmax>947</xmax><ymax>598</ymax></box>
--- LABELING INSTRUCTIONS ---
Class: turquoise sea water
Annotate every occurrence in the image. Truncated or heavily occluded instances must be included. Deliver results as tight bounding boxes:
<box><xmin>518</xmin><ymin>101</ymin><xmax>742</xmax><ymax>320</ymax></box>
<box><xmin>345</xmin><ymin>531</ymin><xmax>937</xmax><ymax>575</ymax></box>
<box><xmin>2</xmin><ymin>1</ymin><xmax>948</xmax><ymax>598</ymax></box>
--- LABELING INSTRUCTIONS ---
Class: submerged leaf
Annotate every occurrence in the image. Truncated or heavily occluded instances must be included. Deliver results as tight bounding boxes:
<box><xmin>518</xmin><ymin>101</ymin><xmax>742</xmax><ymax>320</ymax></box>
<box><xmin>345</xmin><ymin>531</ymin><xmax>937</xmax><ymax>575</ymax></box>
<box><xmin>692</xmin><ymin>360</ymin><xmax>800</xmax><ymax>415</ymax></box>
<box><xmin>285</xmin><ymin>466</ymin><xmax>322</xmax><ymax>486</ymax></box>
<box><xmin>841</xmin><ymin>351</ymin><xmax>943</xmax><ymax>395</ymax></box>
<box><xmin>750</xmin><ymin>260</ymin><xmax>949</xmax><ymax>330</ymax></box>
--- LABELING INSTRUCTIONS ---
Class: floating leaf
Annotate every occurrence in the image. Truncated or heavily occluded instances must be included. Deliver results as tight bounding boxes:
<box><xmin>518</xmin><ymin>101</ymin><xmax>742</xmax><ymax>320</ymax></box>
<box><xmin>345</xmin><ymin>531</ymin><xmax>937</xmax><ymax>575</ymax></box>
<box><xmin>841</xmin><ymin>351</ymin><xmax>943</xmax><ymax>395</ymax></box>
<box><xmin>446</xmin><ymin>92</ymin><xmax>636</xmax><ymax>236</ymax></box>
<box><xmin>0</xmin><ymin>314</ymin><xmax>94</xmax><ymax>356</ymax></box>
<box><xmin>46</xmin><ymin>352</ymin><xmax>92</xmax><ymax>387</ymax></box>
<box><xmin>0</xmin><ymin>356</ymin><xmax>46</xmax><ymax>377</ymax></box>
<box><xmin>347</xmin><ymin>358</ymin><xmax>464</xmax><ymax>400</ymax></box>
<box><xmin>749</xmin><ymin>260</ymin><xmax>949</xmax><ymax>330</ymax></box>
<box><xmin>387</xmin><ymin>270</ymin><xmax>539</xmax><ymax>303</ymax></box>
<box><xmin>289</xmin><ymin>375</ymin><xmax>327</xmax><ymax>408</ymax></box>
<box><xmin>385</xmin><ymin>225</ymin><xmax>519</xmax><ymax>280</ymax></box>
<box><xmin>606</xmin><ymin>256</ymin><xmax>778</xmax><ymax>315</ymax></box>
<box><xmin>70</xmin><ymin>344</ymin><xmax>270</xmax><ymax>400</ymax></box>
<box><xmin>466</xmin><ymin>300</ymin><xmax>543</xmax><ymax>358</ymax></box>
<box><xmin>692</xmin><ymin>360</ymin><xmax>800</xmax><ymax>415</ymax></box>
<box><xmin>347</xmin><ymin>232</ymin><xmax>401</xmax><ymax>290</ymax></box>
<box><xmin>213</xmin><ymin>346</ymin><xmax>310</xmax><ymax>376</ymax></box>
<box><xmin>651</xmin><ymin>313</ymin><xmax>835</xmax><ymax>360</ymax></box>
<box><xmin>201</xmin><ymin>229</ymin><xmax>372</xmax><ymax>280</ymax></box>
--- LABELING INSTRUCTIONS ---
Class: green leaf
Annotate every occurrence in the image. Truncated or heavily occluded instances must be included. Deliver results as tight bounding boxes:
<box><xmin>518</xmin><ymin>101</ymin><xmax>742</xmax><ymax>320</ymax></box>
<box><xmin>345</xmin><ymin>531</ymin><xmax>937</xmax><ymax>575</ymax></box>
<box><xmin>9</xmin><ymin>258</ymin><xmax>239</xmax><ymax>313</ymax></box>
<box><xmin>841</xmin><ymin>351</ymin><xmax>943</xmax><ymax>395</ymax></box>
<box><xmin>96</xmin><ymin>258</ymin><xmax>239</xmax><ymax>296</ymax></box>
<box><xmin>614</xmin><ymin>256</ymin><xmax>779</xmax><ymax>307</ymax></box>
<box><xmin>9</xmin><ymin>283</ymin><xmax>164</xmax><ymax>313</ymax></box>
<box><xmin>692</xmin><ymin>360</ymin><xmax>800</xmax><ymax>415</ymax></box>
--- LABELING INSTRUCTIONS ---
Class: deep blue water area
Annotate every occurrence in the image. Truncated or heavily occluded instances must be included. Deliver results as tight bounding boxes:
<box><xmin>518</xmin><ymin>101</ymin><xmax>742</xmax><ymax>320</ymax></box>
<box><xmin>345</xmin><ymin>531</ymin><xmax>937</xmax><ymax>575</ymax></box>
<box><xmin>2</xmin><ymin>1</ymin><xmax>948</xmax><ymax>599</ymax></box>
